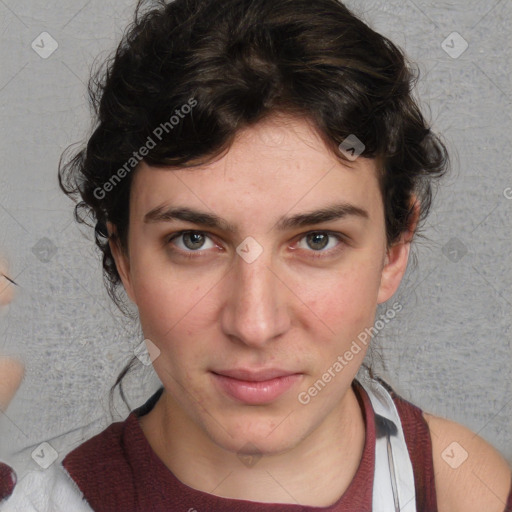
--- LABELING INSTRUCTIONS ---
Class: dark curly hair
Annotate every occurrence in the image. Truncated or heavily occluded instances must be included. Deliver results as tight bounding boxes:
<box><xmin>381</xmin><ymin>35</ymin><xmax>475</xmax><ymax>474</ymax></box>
<box><xmin>59</xmin><ymin>0</ymin><xmax>449</xmax><ymax>413</ymax></box>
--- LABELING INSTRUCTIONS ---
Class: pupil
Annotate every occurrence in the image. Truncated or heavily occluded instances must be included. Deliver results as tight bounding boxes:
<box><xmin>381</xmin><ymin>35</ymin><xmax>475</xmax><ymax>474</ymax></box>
<box><xmin>309</xmin><ymin>233</ymin><xmax>328</xmax><ymax>250</ymax></box>
<box><xmin>185</xmin><ymin>233</ymin><xmax>204</xmax><ymax>249</ymax></box>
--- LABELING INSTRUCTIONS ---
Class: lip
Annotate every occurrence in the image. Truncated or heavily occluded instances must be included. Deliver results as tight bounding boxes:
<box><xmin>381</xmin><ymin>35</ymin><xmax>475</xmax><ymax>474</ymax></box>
<box><xmin>211</xmin><ymin>368</ymin><xmax>303</xmax><ymax>405</ymax></box>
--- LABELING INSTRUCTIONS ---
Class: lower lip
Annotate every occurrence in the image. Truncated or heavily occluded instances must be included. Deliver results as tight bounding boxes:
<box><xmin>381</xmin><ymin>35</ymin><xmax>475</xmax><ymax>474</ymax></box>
<box><xmin>211</xmin><ymin>373</ymin><xmax>303</xmax><ymax>405</ymax></box>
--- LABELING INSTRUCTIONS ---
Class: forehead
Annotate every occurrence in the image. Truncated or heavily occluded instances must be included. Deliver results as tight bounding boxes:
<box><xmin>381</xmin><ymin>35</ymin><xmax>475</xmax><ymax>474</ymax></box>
<box><xmin>129</xmin><ymin>115</ymin><xmax>383</xmax><ymax>225</ymax></box>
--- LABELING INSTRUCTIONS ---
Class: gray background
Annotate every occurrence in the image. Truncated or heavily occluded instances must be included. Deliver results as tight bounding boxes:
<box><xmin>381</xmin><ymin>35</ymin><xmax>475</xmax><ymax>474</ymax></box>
<box><xmin>0</xmin><ymin>0</ymin><xmax>511</xmax><ymax>482</ymax></box>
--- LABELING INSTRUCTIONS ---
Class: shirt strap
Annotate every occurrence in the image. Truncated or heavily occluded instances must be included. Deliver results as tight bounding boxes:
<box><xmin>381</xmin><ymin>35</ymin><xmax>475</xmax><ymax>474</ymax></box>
<box><xmin>357</xmin><ymin>373</ymin><xmax>417</xmax><ymax>512</ymax></box>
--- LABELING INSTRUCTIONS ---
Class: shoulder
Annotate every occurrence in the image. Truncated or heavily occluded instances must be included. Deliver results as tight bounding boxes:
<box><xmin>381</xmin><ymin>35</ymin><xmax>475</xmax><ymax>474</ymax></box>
<box><xmin>63</xmin><ymin>417</ymin><xmax>127</xmax><ymax>473</ymax></box>
<box><xmin>423</xmin><ymin>411</ymin><xmax>512</xmax><ymax>512</ymax></box>
<box><xmin>62</xmin><ymin>414</ymin><xmax>138</xmax><ymax>510</ymax></box>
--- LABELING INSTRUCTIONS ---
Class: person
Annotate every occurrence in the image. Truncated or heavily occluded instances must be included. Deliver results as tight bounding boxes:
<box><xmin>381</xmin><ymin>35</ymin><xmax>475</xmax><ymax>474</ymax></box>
<box><xmin>2</xmin><ymin>0</ymin><xmax>511</xmax><ymax>510</ymax></box>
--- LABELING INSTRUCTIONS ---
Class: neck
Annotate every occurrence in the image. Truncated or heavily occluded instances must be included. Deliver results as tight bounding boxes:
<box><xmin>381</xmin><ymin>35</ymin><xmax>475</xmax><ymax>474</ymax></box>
<box><xmin>139</xmin><ymin>383</ymin><xmax>366</xmax><ymax>507</ymax></box>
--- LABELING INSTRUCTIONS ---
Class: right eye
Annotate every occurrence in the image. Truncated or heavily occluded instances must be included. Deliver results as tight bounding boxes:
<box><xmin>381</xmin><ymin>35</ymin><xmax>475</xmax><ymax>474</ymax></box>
<box><xmin>166</xmin><ymin>230</ymin><xmax>219</xmax><ymax>257</ymax></box>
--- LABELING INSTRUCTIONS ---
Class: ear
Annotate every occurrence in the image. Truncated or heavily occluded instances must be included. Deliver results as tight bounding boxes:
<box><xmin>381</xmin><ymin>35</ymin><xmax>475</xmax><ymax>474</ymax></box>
<box><xmin>107</xmin><ymin>221</ymin><xmax>137</xmax><ymax>304</ymax></box>
<box><xmin>377</xmin><ymin>199</ymin><xmax>419</xmax><ymax>304</ymax></box>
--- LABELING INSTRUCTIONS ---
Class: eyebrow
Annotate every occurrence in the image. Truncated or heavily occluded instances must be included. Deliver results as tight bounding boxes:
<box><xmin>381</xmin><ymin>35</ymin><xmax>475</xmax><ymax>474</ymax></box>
<box><xmin>143</xmin><ymin>202</ymin><xmax>369</xmax><ymax>232</ymax></box>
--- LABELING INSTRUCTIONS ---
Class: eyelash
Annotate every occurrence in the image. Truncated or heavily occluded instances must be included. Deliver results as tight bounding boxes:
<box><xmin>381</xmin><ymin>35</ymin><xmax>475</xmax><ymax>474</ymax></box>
<box><xmin>165</xmin><ymin>230</ymin><xmax>347</xmax><ymax>260</ymax></box>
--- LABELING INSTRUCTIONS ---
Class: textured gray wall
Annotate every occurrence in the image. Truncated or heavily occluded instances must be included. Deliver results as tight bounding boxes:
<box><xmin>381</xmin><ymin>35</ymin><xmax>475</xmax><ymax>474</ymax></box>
<box><xmin>0</xmin><ymin>0</ymin><xmax>510</xmax><ymax>482</ymax></box>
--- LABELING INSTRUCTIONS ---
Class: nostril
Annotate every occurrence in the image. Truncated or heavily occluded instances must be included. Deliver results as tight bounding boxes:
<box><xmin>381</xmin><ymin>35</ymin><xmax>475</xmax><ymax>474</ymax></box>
<box><xmin>0</xmin><ymin>461</ymin><xmax>17</xmax><ymax>502</ymax></box>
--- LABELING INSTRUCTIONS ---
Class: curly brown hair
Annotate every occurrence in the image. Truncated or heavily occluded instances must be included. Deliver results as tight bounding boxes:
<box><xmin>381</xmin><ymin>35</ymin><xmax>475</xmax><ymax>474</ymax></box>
<box><xmin>59</xmin><ymin>0</ymin><xmax>449</xmax><ymax>412</ymax></box>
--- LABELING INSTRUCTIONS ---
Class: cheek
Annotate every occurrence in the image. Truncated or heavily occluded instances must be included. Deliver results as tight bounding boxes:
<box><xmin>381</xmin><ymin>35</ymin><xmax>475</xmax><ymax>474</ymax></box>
<box><xmin>302</xmin><ymin>255</ymin><xmax>383</xmax><ymax>339</ymax></box>
<box><xmin>132</xmin><ymin>268</ymin><xmax>219</xmax><ymax>360</ymax></box>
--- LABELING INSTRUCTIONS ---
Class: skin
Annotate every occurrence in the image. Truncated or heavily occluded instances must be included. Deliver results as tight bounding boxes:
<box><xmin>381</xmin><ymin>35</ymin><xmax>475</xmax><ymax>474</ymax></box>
<box><xmin>0</xmin><ymin>259</ymin><xmax>24</xmax><ymax>412</ymax></box>
<box><xmin>108</xmin><ymin>114</ymin><xmax>511</xmax><ymax>509</ymax></box>
<box><xmin>426</xmin><ymin>413</ymin><xmax>512</xmax><ymax>512</ymax></box>
<box><xmin>0</xmin><ymin>259</ymin><xmax>16</xmax><ymax>307</ymax></box>
<box><xmin>0</xmin><ymin>357</ymin><xmax>24</xmax><ymax>412</ymax></box>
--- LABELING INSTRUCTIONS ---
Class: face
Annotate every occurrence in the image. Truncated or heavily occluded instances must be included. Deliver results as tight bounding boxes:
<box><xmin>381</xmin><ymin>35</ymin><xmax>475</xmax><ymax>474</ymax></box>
<box><xmin>110</xmin><ymin>115</ymin><xmax>411</xmax><ymax>455</ymax></box>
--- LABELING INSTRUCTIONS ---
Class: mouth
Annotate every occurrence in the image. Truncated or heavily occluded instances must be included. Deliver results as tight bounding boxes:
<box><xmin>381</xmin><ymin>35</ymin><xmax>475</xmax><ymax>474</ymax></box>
<box><xmin>210</xmin><ymin>368</ymin><xmax>303</xmax><ymax>405</ymax></box>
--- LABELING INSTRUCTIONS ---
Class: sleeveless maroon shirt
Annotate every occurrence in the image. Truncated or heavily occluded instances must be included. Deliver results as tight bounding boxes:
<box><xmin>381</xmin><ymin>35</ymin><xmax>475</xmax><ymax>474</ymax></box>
<box><xmin>62</xmin><ymin>381</ymin><xmax>512</xmax><ymax>511</ymax></box>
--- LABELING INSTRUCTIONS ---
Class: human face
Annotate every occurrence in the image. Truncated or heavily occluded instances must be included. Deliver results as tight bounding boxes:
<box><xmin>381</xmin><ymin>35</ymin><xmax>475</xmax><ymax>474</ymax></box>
<box><xmin>110</xmin><ymin>115</ymin><xmax>410</xmax><ymax>455</ymax></box>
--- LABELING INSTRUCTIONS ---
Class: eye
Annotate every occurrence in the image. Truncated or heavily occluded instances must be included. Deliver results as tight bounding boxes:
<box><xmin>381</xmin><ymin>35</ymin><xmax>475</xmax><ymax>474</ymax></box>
<box><xmin>166</xmin><ymin>230</ymin><xmax>346</xmax><ymax>260</ymax></box>
<box><xmin>295</xmin><ymin>231</ymin><xmax>345</xmax><ymax>257</ymax></box>
<box><xmin>167</xmin><ymin>231</ymin><xmax>217</xmax><ymax>254</ymax></box>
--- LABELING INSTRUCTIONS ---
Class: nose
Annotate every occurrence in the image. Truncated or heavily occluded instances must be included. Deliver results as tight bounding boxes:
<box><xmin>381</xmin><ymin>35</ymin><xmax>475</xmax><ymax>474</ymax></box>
<box><xmin>220</xmin><ymin>246</ymin><xmax>291</xmax><ymax>348</ymax></box>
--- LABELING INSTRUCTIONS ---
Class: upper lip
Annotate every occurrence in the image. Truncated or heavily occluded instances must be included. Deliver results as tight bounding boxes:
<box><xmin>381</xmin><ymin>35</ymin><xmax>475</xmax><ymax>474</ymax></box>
<box><xmin>212</xmin><ymin>368</ymin><xmax>301</xmax><ymax>382</ymax></box>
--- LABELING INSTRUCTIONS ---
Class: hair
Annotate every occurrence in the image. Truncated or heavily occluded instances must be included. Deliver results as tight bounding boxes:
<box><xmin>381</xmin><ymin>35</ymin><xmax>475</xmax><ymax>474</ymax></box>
<box><xmin>59</xmin><ymin>0</ymin><xmax>449</xmax><ymax>415</ymax></box>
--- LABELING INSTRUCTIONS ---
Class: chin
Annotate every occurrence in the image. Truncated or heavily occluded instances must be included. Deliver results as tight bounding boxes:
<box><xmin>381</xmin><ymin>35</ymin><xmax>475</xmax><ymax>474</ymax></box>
<box><xmin>201</xmin><ymin>410</ymin><xmax>310</xmax><ymax>458</ymax></box>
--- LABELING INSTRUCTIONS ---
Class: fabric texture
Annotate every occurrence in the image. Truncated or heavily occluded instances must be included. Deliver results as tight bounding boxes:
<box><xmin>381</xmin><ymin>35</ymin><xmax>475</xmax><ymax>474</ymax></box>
<box><xmin>0</xmin><ymin>462</ymin><xmax>92</xmax><ymax>512</ymax></box>
<box><xmin>0</xmin><ymin>463</ymin><xmax>16</xmax><ymax>502</ymax></box>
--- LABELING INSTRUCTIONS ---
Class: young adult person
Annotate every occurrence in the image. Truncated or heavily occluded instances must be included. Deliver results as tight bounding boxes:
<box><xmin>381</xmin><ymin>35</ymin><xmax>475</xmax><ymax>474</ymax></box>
<box><xmin>2</xmin><ymin>0</ymin><xmax>511</xmax><ymax>510</ymax></box>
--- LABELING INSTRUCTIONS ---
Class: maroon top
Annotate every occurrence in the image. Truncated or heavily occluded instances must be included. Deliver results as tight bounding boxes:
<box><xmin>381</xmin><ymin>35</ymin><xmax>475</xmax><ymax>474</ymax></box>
<box><xmin>0</xmin><ymin>462</ymin><xmax>16</xmax><ymax>503</ymax></box>
<box><xmin>62</xmin><ymin>381</ymin><xmax>512</xmax><ymax>512</ymax></box>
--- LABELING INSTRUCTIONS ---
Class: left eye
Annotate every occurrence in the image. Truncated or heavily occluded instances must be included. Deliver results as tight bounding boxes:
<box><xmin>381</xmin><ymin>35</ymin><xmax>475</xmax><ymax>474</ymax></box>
<box><xmin>169</xmin><ymin>231</ymin><xmax>217</xmax><ymax>252</ymax></box>
<box><xmin>296</xmin><ymin>232</ymin><xmax>342</xmax><ymax>252</ymax></box>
